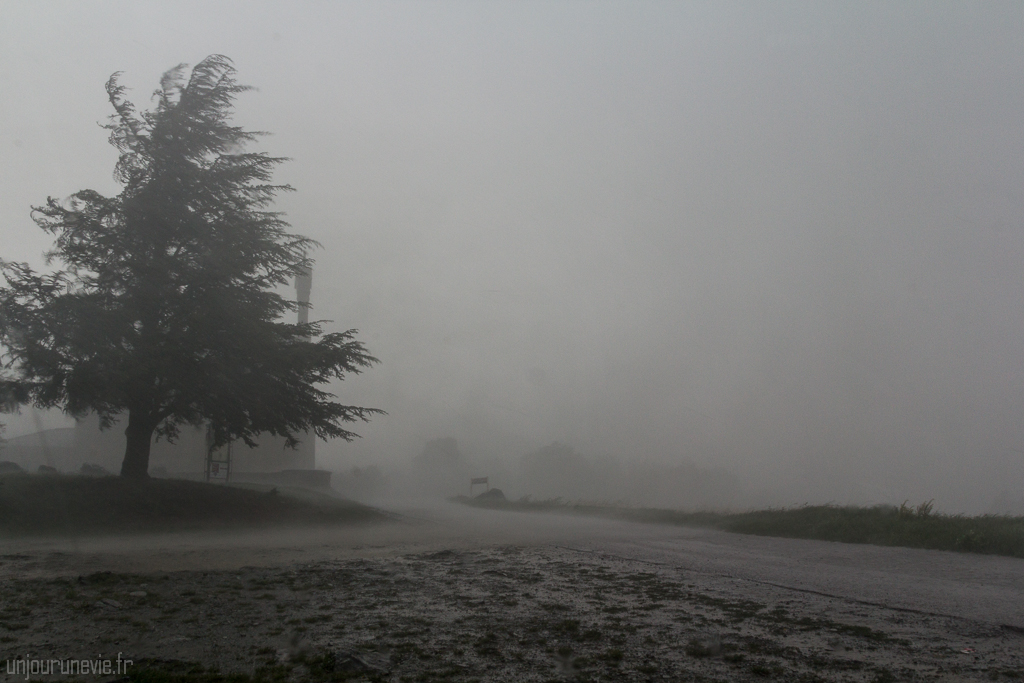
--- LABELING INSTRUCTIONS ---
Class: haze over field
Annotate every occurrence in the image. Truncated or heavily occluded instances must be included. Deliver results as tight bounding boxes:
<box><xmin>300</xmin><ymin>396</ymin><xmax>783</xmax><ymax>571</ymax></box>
<box><xmin>2</xmin><ymin>2</ymin><xmax>1023</xmax><ymax>513</ymax></box>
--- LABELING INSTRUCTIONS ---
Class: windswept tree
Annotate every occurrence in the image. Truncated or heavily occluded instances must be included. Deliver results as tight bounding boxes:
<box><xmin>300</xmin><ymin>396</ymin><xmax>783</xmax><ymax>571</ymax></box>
<box><xmin>0</xmin><ymin>55</ymin><xmax>382</xmax><ymax>479</ymax></box>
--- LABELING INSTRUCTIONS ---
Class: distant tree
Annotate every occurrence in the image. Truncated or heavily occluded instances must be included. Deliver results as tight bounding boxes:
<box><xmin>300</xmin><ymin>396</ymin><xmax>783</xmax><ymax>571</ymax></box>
<box><xmin>519</xmin><ymin>442</ymin><xmax>608</xmax><ymax>501</ymax></box>
<box><xmin>411</xmin><ymin>437</ymin><xmax>471</xmax><ymax>496</ymax></box>
<box><xmin>414</xmin><ymin>437</ymin><xmax>465</xmax><ymax>470</ymax></box>
<box><xmin>521</xmin><ymin>442</ymin><xmax>585</xmax><ymax>476</ymax></box>
<box><xmin>0</xmin><ymin>55</ymin><xmax>383</xmax><ymax>479</ymax></box>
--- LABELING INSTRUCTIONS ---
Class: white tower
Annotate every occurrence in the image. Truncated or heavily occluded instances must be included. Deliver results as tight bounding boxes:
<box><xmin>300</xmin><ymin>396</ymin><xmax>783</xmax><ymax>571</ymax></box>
<box><xmin>295</xmin><ymin>267</ymin><xmax>312</xmax><ymax>326</ymax></box>
<box><xmin>292</xmin><ymin>267</ymin><xmax>315</xmax><ymax>469</ymax></box>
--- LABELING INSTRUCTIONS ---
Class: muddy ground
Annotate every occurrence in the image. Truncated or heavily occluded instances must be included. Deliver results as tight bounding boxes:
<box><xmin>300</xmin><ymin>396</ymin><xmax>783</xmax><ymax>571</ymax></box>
<box><xmin>1</xmin><ymin>504</ymin><xmax>1022</xmax><ymax>682</ymax></box>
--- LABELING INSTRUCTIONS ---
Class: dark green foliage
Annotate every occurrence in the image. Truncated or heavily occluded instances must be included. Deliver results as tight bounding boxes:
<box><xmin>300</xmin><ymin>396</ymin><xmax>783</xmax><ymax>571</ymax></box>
<box><xmin>0</xmin><ymin>56</ymin><xmax>381</xmax><ymax>478</ymax></box>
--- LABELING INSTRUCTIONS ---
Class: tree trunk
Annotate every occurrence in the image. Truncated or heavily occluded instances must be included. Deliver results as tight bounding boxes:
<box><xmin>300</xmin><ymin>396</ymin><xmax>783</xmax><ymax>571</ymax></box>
<box><xmin>120</xmin><ymin>410</ymin><xmax>156</xmax><ymax>480</ymax></box>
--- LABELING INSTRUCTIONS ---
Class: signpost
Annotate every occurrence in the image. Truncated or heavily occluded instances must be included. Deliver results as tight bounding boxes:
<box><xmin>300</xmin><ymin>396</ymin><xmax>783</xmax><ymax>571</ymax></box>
<box><xmin>470</xmin><ymin>476</ymin><xmax>489</xmax><ymax>497</ymax></box>
<box><xmin>205</xmin><ymin>427</ymin><xmax>231</xmax><ymax>483</ymax></box>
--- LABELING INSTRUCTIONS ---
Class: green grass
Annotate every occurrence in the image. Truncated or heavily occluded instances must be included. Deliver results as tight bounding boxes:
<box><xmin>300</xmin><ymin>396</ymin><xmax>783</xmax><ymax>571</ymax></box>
<box><xmin>0</xmin><ymin>472</ymin><xmax>390</xmax><ymax>537</ymax></box>
<box><xmin>457</xmin><ymin>496</ymin><xmax>1024</xmax><ymax>559</ymax></box>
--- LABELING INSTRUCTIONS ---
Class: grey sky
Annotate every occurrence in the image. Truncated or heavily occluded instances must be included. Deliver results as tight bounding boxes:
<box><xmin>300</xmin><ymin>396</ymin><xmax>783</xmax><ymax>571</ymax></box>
<box><xmin>2</xmin><ymin>1</ymin><xmax>1023</xmax><ymax>511</ymax></box>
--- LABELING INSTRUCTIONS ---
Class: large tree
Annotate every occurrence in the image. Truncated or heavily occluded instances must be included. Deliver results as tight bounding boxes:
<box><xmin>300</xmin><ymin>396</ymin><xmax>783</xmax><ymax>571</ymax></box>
<box><xmin>0</xmin><ymin>55</ymin><xmax>382</xmax><ymax>479</ymax></box>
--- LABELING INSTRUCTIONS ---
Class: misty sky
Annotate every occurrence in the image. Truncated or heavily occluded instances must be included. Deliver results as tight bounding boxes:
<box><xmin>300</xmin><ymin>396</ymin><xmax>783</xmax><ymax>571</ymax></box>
<box><xmin>2</xmin><ymin>1</ymin><xmax>1023</xmax><ymax>512</ymax></box>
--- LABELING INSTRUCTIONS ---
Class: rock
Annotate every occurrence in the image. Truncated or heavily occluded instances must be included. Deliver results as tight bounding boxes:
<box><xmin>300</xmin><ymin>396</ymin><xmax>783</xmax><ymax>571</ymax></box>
<box><xmin>129</xmin><ymin>591</ymin><xmax>147</xmax><ymax>597</ymax></box>
<box><xmin>0</xmin><ymin>461</ymin><xmax>24</xmax><ymax>474</ymax></box>
<box><xmin>475</xmin><ymin>487</ymin><xmax>506</xmax><ymax>501</ymax></box>
<box><xmin>99</xmin><ymin>598</ymin><xmax>123</xmax><ymax>609</ymax></box>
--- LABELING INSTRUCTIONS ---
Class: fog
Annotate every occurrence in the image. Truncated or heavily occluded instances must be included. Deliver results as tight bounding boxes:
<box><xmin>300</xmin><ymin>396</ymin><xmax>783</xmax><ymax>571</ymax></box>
<box><xmin>2</xmin><ymin>2</ymin><xmax>1023</xmax><ymax>513</ymax></box>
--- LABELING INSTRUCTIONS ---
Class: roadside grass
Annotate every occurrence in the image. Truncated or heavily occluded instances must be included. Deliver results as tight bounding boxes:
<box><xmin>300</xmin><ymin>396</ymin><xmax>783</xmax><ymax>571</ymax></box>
<box><xmin>0</xmin><ymin>472</ymin><xmax>390</xmax><ymax>537</ymax></box>
<box><xmin>457</xmin><ymin>496</ymin><xmax>1024</xmax><ymax>559</ymax></box>
<box><xmin>719</xmin><ymin>504</ymin><xmax>1024</xmax><ymax>558</ymax></box>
